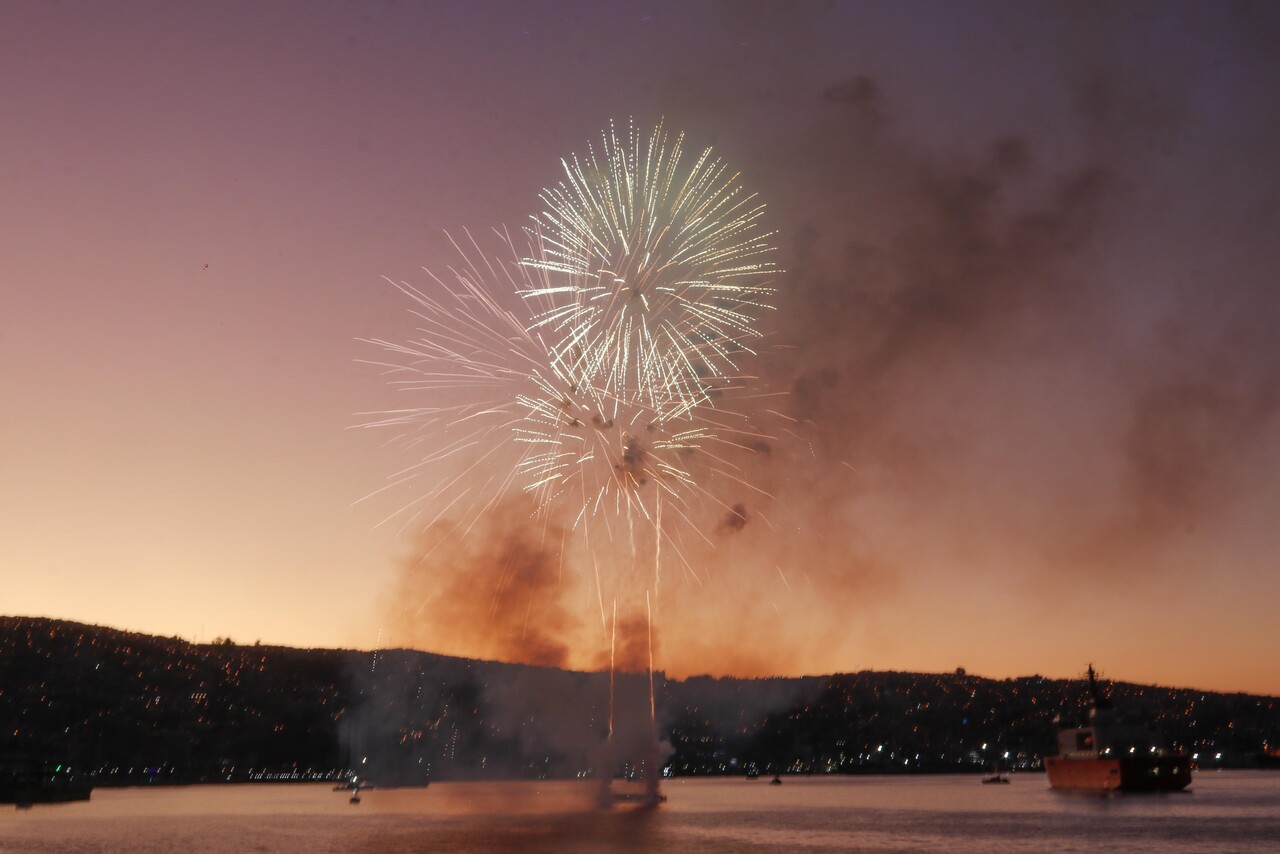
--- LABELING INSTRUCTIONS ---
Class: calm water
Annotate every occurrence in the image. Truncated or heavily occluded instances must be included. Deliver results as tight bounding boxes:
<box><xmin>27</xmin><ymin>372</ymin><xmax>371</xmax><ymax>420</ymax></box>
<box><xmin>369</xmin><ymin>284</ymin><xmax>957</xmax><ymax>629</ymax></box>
<box><xmin>3</xmin><ymin>772</ymin><xmax>1279</xmax><ymax>853</ymax></box>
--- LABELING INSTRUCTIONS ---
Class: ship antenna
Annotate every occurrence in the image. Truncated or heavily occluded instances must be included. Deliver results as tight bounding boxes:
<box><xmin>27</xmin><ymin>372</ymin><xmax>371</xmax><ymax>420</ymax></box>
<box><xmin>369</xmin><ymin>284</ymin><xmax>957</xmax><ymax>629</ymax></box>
<box><xmin>1086</xmin><ymin>663</ymin><xmax>1110</xmax><ymax>709</ymax></box>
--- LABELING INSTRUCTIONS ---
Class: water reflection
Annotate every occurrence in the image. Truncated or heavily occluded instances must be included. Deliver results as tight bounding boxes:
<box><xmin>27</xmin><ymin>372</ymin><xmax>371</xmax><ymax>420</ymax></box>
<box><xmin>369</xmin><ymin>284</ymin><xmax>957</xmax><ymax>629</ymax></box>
<box><xmin>357</xmin><ymin>808</ymin><xmax>662</xmax><ymax>854</ymax></box>
<box><xmin>4</xmin><ymin>774</ymin><xmax>1280</xmax><ymax>854</ymax></box>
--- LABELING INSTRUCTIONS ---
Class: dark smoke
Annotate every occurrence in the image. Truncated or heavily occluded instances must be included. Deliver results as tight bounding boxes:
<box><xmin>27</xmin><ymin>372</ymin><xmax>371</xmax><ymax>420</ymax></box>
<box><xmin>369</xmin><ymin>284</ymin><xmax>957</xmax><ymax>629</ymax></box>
<box><xmin>642</xmin><ymin>1</ymin><xmax>1280</xmax><ymax>678</ymax></box>
<box><xmin>382</xmin><ymin>2</ymin><xmax>1280</xmax><ymax>684</ymax></box>
<box><xmin>718</xmin><ymin>503</ymin><xmax>749</xmax><ymax>534</ymax></box>
<box><xmin>822</xmin><ymin>75</ymin><xmax>887</xmax><ymax>136</ymax></box>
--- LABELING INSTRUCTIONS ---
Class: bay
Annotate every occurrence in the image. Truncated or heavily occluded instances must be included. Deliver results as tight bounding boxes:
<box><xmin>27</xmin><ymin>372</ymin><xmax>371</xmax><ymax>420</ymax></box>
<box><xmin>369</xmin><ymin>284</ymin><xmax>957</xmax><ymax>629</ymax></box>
<box><xmin>3</xmin><ymin>771</ymin><xmax>1278</xmax><ymax>853</ymax></box>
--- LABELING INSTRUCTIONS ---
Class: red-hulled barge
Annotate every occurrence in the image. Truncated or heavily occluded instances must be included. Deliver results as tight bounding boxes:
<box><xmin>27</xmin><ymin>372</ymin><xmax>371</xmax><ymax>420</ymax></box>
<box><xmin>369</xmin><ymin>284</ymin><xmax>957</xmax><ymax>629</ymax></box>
<box><xmin>1045</xmin><ymin>665</ymin><xmax>1191</xmax><ymax>793</ymax></box>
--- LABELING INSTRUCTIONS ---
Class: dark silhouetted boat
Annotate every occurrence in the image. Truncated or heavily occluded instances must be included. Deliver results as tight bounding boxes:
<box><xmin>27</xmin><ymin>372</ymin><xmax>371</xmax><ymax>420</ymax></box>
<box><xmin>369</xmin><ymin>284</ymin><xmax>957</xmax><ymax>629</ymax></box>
<box><xmin>1045</xmin><ymin>665</ymin><xmax>1191</xmax><ymax>792</ymax></box>
<box><xmin>0</xmin><ymin>767</ymin><xmax>93</xmax><ymax>807</ymax></box>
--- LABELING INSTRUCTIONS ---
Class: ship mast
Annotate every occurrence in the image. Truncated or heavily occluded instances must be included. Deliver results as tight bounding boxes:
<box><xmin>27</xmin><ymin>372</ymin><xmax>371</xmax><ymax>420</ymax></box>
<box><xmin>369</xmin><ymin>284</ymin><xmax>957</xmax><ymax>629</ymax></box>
<box><xmin>1086</xmin><ymin>663</ymin><xmax>1110</xmax><ymax>709</ymax></box>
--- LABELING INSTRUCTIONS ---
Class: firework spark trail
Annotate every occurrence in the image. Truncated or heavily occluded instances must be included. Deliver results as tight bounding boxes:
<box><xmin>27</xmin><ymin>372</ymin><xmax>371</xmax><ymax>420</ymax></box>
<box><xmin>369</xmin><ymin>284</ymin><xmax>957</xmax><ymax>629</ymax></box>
<box><xmin>516</xmin><ymin>121</ymin><xmax>780</xmax><ymax>798</ymax></box>
<box><xmin>361</xmin><ymin>124</ymin><xmax>780</xmax><ymax>797</ymax></box>
<box><xmin>358</xmin><ymin>222</ymin><xmax>775</xmax><ymax>600</ymax></box>
<box><xmin>520</xmin><ymin>119</ymin><xmax>778</xmax><ymax>422</ymax></box>
<box><xmin>506</xmin><ymin>123</ymin><xmax>783</xmax><ymax>593</ymax></box>
<box><xmin>360</xmin><ymin>123</ymin><xmax>778</xmax><ymax>804</ymax></box>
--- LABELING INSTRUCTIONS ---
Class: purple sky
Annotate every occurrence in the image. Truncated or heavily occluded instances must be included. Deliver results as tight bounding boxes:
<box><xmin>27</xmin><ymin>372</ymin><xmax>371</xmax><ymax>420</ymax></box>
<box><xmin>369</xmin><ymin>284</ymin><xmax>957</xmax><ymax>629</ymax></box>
<box><xmin>3</xmin><ymin>1</ymin><xmax>1278</xmax><ymax>693</ymax></box>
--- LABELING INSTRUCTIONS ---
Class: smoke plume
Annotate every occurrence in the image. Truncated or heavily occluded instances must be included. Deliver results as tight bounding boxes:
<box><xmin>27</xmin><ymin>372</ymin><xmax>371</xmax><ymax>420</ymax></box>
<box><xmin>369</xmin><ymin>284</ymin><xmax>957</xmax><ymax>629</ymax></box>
<box><xmin>388</xmin><ymin>499</ymin><xmax>579</xmax><ymax>669</ymax></box>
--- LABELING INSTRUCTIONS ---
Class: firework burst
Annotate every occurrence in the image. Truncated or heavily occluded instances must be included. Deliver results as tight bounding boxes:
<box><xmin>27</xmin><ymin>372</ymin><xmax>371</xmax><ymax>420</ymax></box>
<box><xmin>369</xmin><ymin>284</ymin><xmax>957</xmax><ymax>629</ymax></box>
<box><xmin>362</xmin><ymin>124</ymin><xmax>781</xmax><ymax>802</ymax></box>
<box><xmin>520</xmin><ymin>119</ymin><xmax>777</xmax><ymax>421</ymax></box>
<box><xmin>361</xmin><ymin>236</ymin><xmax>770</xmax><ymax>578</ymax></box>
<box><xmin>360</xmin><ymin>121</ymin><xmax>779</xmax><ymax>637</ymax></box>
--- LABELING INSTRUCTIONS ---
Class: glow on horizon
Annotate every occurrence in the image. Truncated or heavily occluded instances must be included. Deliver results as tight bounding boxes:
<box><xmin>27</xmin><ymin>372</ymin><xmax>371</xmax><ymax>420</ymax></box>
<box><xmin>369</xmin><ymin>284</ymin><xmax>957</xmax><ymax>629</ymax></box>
<box><xmin>2</xmin><ymin>3</ymin><xmax>1278</xmax><ymax>697</ymax></box>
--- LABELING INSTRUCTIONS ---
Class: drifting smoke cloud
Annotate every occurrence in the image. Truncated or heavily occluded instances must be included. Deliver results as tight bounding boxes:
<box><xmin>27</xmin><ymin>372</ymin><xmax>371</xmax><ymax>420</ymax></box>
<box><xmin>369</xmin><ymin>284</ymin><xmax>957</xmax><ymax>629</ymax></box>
<box><xmin>382</xmin><ymin>2</ymin><xmax>1280</xmax><ymax>685</ymax></box>
<box><xmin>638</xmin><ymin>1</ymin><xmax>1280</xmax><ymax>678</ymax></box>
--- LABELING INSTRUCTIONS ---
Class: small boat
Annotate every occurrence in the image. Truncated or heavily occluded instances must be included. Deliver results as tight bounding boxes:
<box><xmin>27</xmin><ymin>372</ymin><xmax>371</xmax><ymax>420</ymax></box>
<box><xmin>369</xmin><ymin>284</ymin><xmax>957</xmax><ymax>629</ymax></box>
<box><xmin>982</xmin><ymin>761</ymin><xmax>1010</xmax><ymax>784</ymax></box>
<box><xmin>769</xmin><ymin>776</ymin><xmax>782</xmax><ymax>786</ymax></box>
<box><xmin>335</xmin><ymin>777</ymin><xmax>376</xmax><ymax>792</ymax></box>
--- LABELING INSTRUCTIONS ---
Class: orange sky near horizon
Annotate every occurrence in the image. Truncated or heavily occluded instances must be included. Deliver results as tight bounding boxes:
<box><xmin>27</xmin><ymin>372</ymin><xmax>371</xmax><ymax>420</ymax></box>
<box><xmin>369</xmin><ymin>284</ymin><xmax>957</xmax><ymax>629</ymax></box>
<box><xmin>3</xmin><ymin>1</ymin><xmax>1278</xmax><ymax>696</ymax></box>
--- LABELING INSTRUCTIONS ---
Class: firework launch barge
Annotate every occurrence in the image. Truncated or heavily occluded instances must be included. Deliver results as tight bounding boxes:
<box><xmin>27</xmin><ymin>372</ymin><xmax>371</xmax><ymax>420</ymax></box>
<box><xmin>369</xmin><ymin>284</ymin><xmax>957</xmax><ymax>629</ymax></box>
<box><xmin>1045</xmin><ymin>666</ymin><xmax>1191</xmax><ymax>793</ymax></box>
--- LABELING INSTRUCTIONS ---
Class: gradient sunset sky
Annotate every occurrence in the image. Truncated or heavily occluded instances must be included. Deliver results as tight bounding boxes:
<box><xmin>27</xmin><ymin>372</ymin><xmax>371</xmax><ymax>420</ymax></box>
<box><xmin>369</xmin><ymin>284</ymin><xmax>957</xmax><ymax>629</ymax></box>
<box><xmin>3</xmin><ymin>1</ymin><xmax>1278</xmax><ymax>694</ymax></box>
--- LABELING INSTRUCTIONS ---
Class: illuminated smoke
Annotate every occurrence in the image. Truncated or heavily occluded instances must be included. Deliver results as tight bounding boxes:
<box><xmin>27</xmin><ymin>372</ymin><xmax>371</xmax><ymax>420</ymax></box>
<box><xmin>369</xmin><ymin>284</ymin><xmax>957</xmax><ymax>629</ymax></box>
<box><xmin>388</xmin><ymin>499</ymin><xmax>578</xmax><ymax>669</ymax></box>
